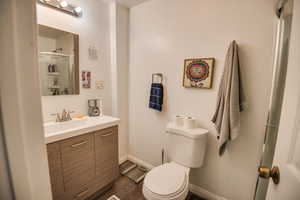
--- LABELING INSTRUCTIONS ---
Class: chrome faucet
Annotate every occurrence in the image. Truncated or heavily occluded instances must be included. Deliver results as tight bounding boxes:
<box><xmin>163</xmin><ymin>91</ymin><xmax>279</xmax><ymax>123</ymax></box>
<box><xmin>52</xmin><ymin>109</ymin><xmax>73</xmax><ymax>122</ymax></box>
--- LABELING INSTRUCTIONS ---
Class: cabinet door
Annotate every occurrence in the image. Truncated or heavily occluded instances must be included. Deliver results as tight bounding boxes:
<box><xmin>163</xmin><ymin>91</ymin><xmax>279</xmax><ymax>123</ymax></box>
<box><xmin>94</xmin><ymin>126</ymin><xmax>119</xmax><ymax>188</ymax></box>
<box><xmin>47</xmin><ymin>143</ymin><xmax>64</xmax><ymax>200</ymax></box>
<box><xmin>60</xmin><ymin>133</ymin><xmax>94</xmax><ymax>197</ymax></box>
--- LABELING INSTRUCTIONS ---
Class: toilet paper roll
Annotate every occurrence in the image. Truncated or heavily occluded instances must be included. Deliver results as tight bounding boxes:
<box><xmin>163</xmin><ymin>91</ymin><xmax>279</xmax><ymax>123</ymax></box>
<box><xmin>175</xmin><ymin>115</ymin><xmax>185</xmax><ymax>127</ymax></box>
<box><xmin>183</xmin><ymin>117</ymin><xmax>196</xmax><ymax>129</ymax></box>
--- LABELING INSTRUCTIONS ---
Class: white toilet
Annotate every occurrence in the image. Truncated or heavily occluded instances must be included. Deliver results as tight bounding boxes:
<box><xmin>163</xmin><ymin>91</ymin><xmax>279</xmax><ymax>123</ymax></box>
<box><xmin>143</xmin><ymin>123</ymin><xmax>208</xmax><ymax>200</ymax></box>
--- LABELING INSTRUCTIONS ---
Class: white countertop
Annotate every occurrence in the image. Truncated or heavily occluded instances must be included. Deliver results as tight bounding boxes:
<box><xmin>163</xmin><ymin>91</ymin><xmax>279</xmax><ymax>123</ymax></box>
<box><xmin>44</xmin><ymin>115</ymin><xmax>120</xmax><ymax>144</ymax></box>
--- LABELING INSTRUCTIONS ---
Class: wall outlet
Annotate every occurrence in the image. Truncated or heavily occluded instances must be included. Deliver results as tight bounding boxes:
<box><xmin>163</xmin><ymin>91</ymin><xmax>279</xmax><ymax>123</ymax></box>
<box><xmin>96</xmin><ymin>80</ymin><xmax>104</xmax><ymax>89</ymax></box>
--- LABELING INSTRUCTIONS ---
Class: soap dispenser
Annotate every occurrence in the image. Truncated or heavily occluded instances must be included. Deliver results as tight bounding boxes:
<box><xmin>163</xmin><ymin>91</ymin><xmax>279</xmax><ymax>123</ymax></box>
<box><xmin>88</xmin><ymin>98</ymin><xmax>101</xmax><ymax>117</ymax></box>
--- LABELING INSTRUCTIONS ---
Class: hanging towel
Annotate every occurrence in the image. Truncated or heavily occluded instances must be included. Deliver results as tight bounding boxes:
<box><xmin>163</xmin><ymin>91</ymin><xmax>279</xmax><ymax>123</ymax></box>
<box><xmin>211</xmin><ymin>40</ymin><xmax>246</xmax><ymax>156</ymax></box>
<box><xmin>149</xmin><ymin>83</ymin><xmax>164</xmax><ymax>111</ymax></box>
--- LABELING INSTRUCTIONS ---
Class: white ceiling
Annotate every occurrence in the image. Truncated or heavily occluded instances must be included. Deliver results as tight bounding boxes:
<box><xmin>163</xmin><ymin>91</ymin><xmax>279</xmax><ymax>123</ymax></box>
<box><xmin>103</xmin><ymin>0</ymin><xmax>150</xmax><ymax>8</ymax></box>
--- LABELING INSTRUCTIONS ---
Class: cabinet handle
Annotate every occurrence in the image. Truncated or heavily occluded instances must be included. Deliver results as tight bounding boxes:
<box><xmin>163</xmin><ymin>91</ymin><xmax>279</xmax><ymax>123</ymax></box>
<box><xmin>101</xmin><ymin>132</ymin><xmax>114</xmax><ymax>137</ymax></box>
<box><xmin>75</xmin><ymin>188</ymin><xmax>89</xmax><ymax>197</ymax></box>
<box><xmin>71</xmin><ymin>140</ymin><xmax>88</xmax><ymax>148</ymax></box>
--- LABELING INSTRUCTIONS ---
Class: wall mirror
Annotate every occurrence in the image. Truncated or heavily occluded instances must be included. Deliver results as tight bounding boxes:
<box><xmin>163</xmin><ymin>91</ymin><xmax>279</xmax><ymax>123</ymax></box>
<box><xmin>38</xmin><ymin>25</ymin><xmax>79</xmax><ymax>96</ymax></box>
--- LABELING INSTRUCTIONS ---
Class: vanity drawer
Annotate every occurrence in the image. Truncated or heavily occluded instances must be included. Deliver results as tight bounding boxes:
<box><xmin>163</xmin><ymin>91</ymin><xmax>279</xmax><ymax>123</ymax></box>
<box><xmin>60</xmin><ymin>133</ymin><xmax>95</xmax><ymax>194</ymax></box>
<box><xmin>47</xmin><ymin>143</ymin><xmax>65</xmax><ymax>200</ymax></box>
<box><xmin>94</xmin><ymin>126</ymin><xmax>119</xmax><ymax>187</ymax></box>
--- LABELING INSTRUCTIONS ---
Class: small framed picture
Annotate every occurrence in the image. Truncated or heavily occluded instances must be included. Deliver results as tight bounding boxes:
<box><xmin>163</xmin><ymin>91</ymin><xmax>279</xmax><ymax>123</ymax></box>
<box><xmin>183</xmin><ymin>58</ymin><xmax>215</xmax><ymax>89</ymax></box>
<box><xmin>81</xmin><ymin>70</ymin><xmax>91</xmax><ymax>88</ymax></box>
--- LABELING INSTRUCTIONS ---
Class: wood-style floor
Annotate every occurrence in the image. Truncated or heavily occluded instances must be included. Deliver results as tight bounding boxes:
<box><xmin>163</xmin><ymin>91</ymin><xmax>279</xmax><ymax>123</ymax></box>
<box><xmin>96</xmin><ymin>175</ymin><xmax>205</xmax><ymax>200</ymax></box>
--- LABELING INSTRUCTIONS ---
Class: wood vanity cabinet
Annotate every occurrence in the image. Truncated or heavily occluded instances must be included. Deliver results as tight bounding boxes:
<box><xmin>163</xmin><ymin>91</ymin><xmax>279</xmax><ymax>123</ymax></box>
<box><xmin>46</xmin><ymin>126</ymin><xmax>119</xmax><ymax>200</ymax></box>
<box><xmin>47</xmin><ymin>143</ymin><xmax>65</xmax><ymax>200</ymax></box>
<box><xmin>94</xmin><ymin>126</ymin><xmax>119</xmax><ymax>188</ymax></box>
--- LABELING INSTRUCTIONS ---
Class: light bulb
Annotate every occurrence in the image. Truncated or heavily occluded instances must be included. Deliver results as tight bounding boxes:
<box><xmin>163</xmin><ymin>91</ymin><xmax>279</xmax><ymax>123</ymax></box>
<box><xmin>74</xmin><ymin>6</ymin><xmax>82</xmax><ymax>13</ymax></box>
<box><xmin>60</xmin><ymin>0</ymin><xmax>68</xmax><ymax>8</ymax></box>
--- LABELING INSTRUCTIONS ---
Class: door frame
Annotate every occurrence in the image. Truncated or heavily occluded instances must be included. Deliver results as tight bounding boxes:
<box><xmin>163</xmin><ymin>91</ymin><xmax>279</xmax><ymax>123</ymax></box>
<box><xmin>0</xmin><ymin>102</ymin><xmax>14</xmax><ymax>200</ymax></box>
<box><xmin>254</xmin><ymin>0</ymin><xmax>294</xmax><ymax>199</ymax></box>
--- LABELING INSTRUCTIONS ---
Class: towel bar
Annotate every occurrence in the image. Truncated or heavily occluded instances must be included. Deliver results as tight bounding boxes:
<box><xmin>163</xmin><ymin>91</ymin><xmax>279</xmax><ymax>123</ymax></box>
<box><xmin>152</xmin><ymin>73</ymin><xmax>163</xmax><ymax>84</ymax></box>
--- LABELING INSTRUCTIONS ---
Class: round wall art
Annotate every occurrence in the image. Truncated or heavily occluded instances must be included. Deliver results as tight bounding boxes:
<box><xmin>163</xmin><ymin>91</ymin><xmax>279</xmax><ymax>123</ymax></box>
<box><xmin>183</xmin><ymin>58</ymin><xmax>215</xmax><ymax>88</ymax></box>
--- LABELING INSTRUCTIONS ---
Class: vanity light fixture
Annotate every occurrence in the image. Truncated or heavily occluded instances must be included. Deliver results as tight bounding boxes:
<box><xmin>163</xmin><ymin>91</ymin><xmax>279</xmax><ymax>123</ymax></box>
<box><xmin>59</xmin><ymin>0</ymin><xmax>68</xmax><ymax>8</ymax></box>
<box><xmin>37</xmin><ymin>0</ymin><xmax>82</xmax><ymax>17</ymax></box>
<box><xmin>74</xmin><ymin>6</ymin><xmax>82</xmax><ymax>14</ymax></box>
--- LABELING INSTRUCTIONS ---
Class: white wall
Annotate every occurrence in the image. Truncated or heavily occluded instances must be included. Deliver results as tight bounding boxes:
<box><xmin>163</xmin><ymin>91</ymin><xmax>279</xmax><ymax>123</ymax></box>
<box><xmin>37</xmin><ymin>0</ymin><xmax>112</xmax><ymax>121</ymax></box>
<box><xmin>129</xmin><ymin>0</ymin><xmax>276</xmax><ymax>199</ymax></box>
<box><xmin>0</xmin><ymin>0</ymin><xmax>52</xmax><ymax>199</ymax></box>
<box><xmin>110</xmin><ymin>3</ymin><xmax>130</xmax><ymax>162</ymax></box>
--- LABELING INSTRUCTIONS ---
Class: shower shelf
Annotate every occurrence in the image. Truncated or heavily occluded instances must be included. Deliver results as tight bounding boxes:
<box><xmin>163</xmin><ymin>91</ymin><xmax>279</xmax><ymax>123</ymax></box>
<box><xmin>48</xmin><ymin>86</ymin><xmax>60</xmax><ymax>89</ymax></box>
<box><xmin>47</xmin><ymin>72</ymin><xmax>60</xmax><ymax>76</ymax></box>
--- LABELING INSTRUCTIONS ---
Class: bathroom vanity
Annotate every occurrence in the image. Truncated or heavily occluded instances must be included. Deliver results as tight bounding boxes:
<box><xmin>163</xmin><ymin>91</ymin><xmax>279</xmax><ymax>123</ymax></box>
<box><xmin>44</xmin><ymin>116</ymin><xmax>120</xmax><ymax>200</ymax></box>
<box><xmin>38</xmin><ymin>24</ymin><xmax>121</xmax><ymax>199</ymax></box>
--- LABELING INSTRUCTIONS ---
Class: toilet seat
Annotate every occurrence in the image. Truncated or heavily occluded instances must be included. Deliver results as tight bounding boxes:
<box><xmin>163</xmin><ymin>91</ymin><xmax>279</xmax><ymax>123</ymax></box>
<box><xmin>143</xmin><ymin>162</ymin><xmax>190</xmax><ymax>200</ymax></box>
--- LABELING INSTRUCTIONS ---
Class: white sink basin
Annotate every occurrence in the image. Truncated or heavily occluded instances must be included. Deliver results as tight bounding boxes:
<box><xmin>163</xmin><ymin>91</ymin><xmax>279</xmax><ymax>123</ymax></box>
<box><xmin>44</xmin><ymin>117</ymin><xmax>88</xmax><ymax>135</ymax></box>
<box><xmin>44</xmin><ymin>115</ymin><xmax>120</xmax><ymax>144</ymax></box>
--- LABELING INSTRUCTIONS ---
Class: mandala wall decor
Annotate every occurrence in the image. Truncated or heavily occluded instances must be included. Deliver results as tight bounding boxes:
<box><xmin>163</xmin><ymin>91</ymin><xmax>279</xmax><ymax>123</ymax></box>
<box><xmin>183</xmin><ymin>58</ymin><xmax>215</xmax><ymax>89</ymax></box>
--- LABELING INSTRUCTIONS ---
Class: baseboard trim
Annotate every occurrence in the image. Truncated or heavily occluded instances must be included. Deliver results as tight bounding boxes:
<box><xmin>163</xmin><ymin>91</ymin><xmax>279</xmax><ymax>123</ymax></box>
<box><xmin>127</xmin><ymin>155</ymin><xmax>155</xmax><ymax>169</ymax></box>
<box><xmin>126</xmin><ymin>155</ymin><xmax>227</xmax><ymax>200</ymax></box>
<box><xmin>189</xmin><ymin>184</ymin><xmax>228</xmax><ymax>200</ymax></box>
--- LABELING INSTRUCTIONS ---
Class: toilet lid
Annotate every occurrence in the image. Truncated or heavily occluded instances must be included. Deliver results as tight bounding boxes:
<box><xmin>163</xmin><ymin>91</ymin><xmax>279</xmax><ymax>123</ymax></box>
<box><xmin>144</xmin><ymin>163</ymin><xmax>187</xmax><ymax>196</ymax></box>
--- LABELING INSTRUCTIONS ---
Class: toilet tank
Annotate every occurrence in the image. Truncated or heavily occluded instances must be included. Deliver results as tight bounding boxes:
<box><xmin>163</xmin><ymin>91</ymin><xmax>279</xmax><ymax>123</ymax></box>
<box><xmin>165</xmin><ymin>123</ymin><xmax>208</xmax><ymax>168</ymax></box>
